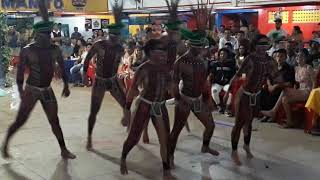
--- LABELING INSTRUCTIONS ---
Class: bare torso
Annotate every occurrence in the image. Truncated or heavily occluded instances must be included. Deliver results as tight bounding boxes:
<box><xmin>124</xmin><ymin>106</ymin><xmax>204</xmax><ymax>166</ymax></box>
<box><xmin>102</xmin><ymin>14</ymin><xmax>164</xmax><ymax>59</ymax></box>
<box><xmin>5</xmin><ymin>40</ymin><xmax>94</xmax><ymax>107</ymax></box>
<box><xmin>19</xmin><ymin>43</ymin><xmax>61</xmax><ymax>88</ymax></box>
<box><xmin>89</xmin><ymin>40</ymin><xmax>124</xmax><ymax>79</ymax></box>
<box><xmin>174</xmin><ymin>52</ymin><xmax>208</xmax><ymax>98</ymax></box>
<box><xmin>135</xmin><ymin>62</ymin><xmax>171</xmax><ymax>102</ymax></box>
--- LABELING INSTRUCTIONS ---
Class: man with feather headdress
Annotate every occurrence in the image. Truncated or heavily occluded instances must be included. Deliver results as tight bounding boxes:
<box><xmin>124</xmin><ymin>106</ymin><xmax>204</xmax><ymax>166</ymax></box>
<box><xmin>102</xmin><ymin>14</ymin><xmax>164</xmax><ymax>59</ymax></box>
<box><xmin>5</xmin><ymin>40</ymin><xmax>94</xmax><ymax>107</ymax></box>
<box><xmin>82</xmin><ymin>0</ymin><xmax>130</xmax><ymax>150</ymax></box>
<box><xmin>1</xmin><ymin>0</ymin><xmax>76</xmax><ymax>159</ymax></box>
<box><xmin>168</xmin><ymin>0</ymin><xmax>219</xmax><ymax>169</ymax></box>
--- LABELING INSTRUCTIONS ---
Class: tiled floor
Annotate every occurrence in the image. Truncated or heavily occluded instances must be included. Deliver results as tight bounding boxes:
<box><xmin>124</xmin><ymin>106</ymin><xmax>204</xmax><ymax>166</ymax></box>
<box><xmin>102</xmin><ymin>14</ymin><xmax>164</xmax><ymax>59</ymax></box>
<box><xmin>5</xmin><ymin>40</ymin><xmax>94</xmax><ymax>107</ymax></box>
<box><xmin>0</xmin><ymin>82</ymin><xmax>320</xmax><ymax>180</ymax></box>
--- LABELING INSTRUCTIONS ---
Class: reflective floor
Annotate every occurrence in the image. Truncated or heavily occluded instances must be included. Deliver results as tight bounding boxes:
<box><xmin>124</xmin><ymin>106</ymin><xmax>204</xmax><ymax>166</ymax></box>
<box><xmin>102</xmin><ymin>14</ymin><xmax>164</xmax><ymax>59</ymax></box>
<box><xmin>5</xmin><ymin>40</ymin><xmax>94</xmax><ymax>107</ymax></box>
<box><xmin>0</xmin><ymin>82</ymin><xmax>319</xmax><ymax>180</ymax></box>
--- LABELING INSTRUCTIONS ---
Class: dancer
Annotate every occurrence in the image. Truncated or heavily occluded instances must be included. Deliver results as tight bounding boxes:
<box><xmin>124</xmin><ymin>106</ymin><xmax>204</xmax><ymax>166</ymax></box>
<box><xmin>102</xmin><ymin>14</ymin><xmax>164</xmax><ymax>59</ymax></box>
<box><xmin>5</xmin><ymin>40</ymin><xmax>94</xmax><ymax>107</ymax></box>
<box><xmin>228</xmin><ymin>34</ymin><xmax>275</xmax><ymax>165</ymax></box>
<box><xmin>120</xmin><ymin>1</ymin><xmax>181</xmax><ymax>179</ymax></box>
<box><xmin>168</xmin><ymin>2</ymin><xmax>219</xmax><ymax>169</ymax></box>
<box><xmin>83</xmin><ymin>1</ymin><xmax>129</xmax><ymax>150</ymax></box>
<box><xmin>1</xmin><ymin>0</ymin><xmax>76</xmax><ymax>159</ymax></box>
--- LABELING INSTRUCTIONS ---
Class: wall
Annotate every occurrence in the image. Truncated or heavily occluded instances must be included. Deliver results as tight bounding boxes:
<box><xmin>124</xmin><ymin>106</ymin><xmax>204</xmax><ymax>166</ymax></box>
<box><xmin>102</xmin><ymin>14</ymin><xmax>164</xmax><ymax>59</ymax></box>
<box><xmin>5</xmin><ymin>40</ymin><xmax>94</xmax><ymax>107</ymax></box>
<box><xmin>258</xmin><ymin>5</ymin><xmax>320</xmax><ymax>41</ymax></box>
<box><xmin>34</xmin><ymin>15</ymin><xmax>114</xmax><ymax>36</ymax></box>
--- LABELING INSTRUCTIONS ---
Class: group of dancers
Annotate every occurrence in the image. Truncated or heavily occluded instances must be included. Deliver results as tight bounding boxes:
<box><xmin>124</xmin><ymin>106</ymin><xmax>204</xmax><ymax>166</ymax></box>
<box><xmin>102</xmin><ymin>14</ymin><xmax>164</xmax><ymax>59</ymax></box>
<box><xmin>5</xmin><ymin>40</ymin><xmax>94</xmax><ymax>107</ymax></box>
<box><xmin>1</xmin><ymin>0</ymin><xmax>277</xmax><ymax>179</ymax></box>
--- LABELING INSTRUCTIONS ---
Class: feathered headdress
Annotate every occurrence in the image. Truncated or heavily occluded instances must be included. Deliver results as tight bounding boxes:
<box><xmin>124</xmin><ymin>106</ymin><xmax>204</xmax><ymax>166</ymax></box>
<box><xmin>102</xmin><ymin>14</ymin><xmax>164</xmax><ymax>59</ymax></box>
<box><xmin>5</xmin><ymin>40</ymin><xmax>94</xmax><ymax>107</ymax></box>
<box><xmin>192</xmin><ymin>0</ymin><xmax>213</xmax><ymax>31</ymax></box>
<box><xmin>107</xmin><ymin>0</ymin><xmax>125</xmax><ymax>34</ymax></box>
<box><xmin>33</xmin><ymin>0</ymin><xmax>54</xmax><ymax>33</ymax></box>
<box><xmin>165</xmin><ymin>0</ymin><xmax>181</xmax><ymax>31</ymax></box>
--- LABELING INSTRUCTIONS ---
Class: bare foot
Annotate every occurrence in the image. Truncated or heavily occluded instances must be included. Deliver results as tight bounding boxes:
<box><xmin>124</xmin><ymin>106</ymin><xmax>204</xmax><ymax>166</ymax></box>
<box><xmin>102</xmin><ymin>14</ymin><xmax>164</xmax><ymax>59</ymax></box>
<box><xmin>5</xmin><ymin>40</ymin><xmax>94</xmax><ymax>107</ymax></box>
<box><xmin>142</xmin><ymin>132</ymin><xmax>150</xmax><ymax>144</ymax></box>
<box><xmin>243</xmin><ymin>145</ymin><xmax>254</xmax><ymax>159</ymax></box>
<box><xmin>120</xmin><ymin>158</ymin><xmax>128</xmax><ymax>175</ymax></box>
<box><xmin>1</xmin><ymin>145</ymin><xmax>11</xmax><ymax>159</ymax></box>
<box><xmin>163</xmin><ymin>170</ymin><xmax>177</xmax><ymax>180</ymax></box>
<box><xmin>86</xmin><ymin>136</ymin><xmax>93</xmax><ymax>151</ymax></box>
<box><xmin>261</xmin><ymin>110</ymin><xmax>275</xmax><ymax>118</ymax></box>
<box><xmin>201</xmin><ymin>146</ymin><xmax>219</xmax><ymax>156</ymax></box>
<box><xmin>231</xmin><ymin>151</ymin><xmax>242</xmax><ymax>166</ymax></box>
<box><xmin>61</xmin><ymin>149</ymin><xmax>76</xmax><ymax>159</ymax></box>
<box><xmin>169</xmin><ymin>155</ymin><xmax>175</xmax><ymax>169</ymax></box>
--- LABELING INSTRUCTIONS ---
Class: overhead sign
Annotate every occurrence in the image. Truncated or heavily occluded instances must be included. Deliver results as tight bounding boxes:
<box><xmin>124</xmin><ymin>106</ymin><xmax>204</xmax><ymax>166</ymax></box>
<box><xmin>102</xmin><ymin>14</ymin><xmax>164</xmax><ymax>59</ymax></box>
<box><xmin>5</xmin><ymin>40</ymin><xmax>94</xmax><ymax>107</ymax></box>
<box><xmin>64</xmin><ymin>0</ymin><xmax>108</xmax><ymax>12</ymax></box>
<box><xmin>0</xmin><ymin>0</ymin><xmax>64</xmax><ymax>11</ymax></box>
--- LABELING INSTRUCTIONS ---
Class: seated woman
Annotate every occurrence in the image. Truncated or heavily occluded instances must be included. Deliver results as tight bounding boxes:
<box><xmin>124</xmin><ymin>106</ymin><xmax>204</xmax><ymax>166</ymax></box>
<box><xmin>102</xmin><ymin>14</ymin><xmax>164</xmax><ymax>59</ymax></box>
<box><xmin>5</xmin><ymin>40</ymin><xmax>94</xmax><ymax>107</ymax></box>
<box><xmin>235</xmin><ymin>39</ymin><xmax>250</xmax><ymax>69</ymax></box>
<box><xmin>70</xmin><ymin>41</ymin><xmax>90</xmax><ymax>86</ymax></box>
<box><xmin>261</xmin><ymin>49</ymin><xmax>314</xmax><ymax>128</ymax></box>
<box><xmin>209</xmin><ymin>48</ymin><xmax>236</xmax><ymax>115</ymax></box>
<box><xmin>117</xmin><ymin>41</ymin><xmax>136</xmax><ymax>94</ymax></box>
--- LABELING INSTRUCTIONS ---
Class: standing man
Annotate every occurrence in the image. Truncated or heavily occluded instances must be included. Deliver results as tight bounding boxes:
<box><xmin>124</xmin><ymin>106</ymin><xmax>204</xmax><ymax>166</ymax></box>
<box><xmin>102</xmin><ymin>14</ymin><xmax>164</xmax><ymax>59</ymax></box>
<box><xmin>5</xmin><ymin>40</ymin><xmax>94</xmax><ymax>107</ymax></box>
<box><xmin>83</xmin><ymin>1</ymin><xmax>130</xmax><ymax>150</ymax></box>
<box><xmin>1</xmin><ymin>0</ymin><xmax>76</xmax><ymax>159</ymax></box>
<box><xmin>228</xmin><ymin>34</ymin><xmax>275</xmax><ymax>165</ymax></box>
<box><xmin>219</xmin><ymin>28</ymin><xmax>238</xmax><ymax>50</ymax></box>
<box><xmin>51</xmin><ymin>23</ymin><xmax>64</xmax><ymax>45</ymax></box>
<box><xmin>267</xmin><ymin>18</ymin><xmax>288</xmax><ymax>43</ymax></box>
<box><xmin>169</xmin><ymin>3</ymin><xmax>220</xmax><ymax>168</ymax></box>
<box><xmin>71</xmin><ymin>27</ymin><xmax>82</xmax><ymax>40</ymax></box>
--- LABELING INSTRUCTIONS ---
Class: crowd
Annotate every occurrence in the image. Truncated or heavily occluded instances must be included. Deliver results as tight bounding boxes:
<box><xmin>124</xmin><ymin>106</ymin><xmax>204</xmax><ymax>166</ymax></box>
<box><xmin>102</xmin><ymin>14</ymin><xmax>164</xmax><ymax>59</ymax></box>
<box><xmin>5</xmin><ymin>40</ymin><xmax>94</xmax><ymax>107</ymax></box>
<box><xmin>6</xmin><ymin>18</ymin><xmax>320</xmax><ymax>129</ymax></box>
<box><xmin>117</xmin><ymin>19</ymin><xmax>320</xmax><ymax>131</ymax></box>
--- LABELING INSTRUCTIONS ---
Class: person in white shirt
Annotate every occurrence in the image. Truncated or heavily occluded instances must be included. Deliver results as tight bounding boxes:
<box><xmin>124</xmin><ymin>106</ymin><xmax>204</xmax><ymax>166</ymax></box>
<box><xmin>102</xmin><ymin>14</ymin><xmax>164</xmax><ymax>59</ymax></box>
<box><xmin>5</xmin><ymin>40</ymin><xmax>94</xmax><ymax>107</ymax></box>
<box><xmin>219</xmin><ymin>28</ymin><xmax>238</xmax><ymax>50</ymax></box>
<box><xmin>267</xmin><ymin>18</ymin><xmax>288</xmax><ymax>42</ymax></box>
<box><xmin>82</xmin><ymin>25</ymin><xmax>93</xmax><ymax>42</ymax></box>
<box><xmin>51</xmin><ymin>23</ymin><xmax>64</xmax><ymax>45</ymax></box>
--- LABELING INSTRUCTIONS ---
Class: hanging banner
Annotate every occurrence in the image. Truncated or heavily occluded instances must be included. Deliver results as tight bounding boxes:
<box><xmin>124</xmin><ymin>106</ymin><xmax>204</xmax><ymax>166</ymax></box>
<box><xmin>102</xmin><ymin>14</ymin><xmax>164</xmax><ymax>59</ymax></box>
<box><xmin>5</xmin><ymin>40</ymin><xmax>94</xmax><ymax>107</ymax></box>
<box><xmin>0</xmin><ymin>0</ymin><xmax>108</xmax><ymax>12</ymax></box>
<box><xmin>64</xmin><ymin>0</ymin><xmax>108</xmax><ymax>13</ymax></box>
<box><xmin>0</xmin><ymin>0</ymin><xmax>64</xmax><ymax>11</ymax></box>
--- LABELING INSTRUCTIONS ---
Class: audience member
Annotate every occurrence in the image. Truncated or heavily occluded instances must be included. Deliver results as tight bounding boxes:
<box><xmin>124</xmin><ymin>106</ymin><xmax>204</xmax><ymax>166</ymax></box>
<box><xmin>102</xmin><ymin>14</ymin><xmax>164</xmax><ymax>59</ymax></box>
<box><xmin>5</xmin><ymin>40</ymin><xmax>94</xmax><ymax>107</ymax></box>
<box><xmin>94</xmin><ymin>29</ymin><xmax>105</xmax><ymax>42</ymax></box>
<box><xmin>219</xmin><ymin>28</ymin><xmax>238</xmax><ymax>50</ymax></box>
<box><xmin>261</xmin><ymin>49</ymin><xmax>314</xmax><ymax>128</ymax></box>
<box><xmin>51</xmin><ymin>23</ymin><xmax>64</xmax><ymax>45</ymax></box>
<box><xmin>60</xmin><ymin>38</ymin><xmax>74</xmax><ymax>60</ymax></box>
<box><xmin>307</xmin><ymin>38</ymin><xmax>320</xmax><ymax>67</ymax></box>
<box><xmin>247</xmin><ymin>24</ymin><xmax>260</xmax><ymax>42</ymax></box>
<box><xmin>261</xmin><ymin>49</ymin><xmax>295</xmax><ymax>122</ymax></box>
<box><xmin>82</xmin><ymin>25</ymin><xmax>93</xmax><ymax>41</ymax></box>
<box><xmin>209</xmin><ymin>48</ymin><xmax>236</xmax><ymax>114</ymax></box>
<box><xmin>235</xmin><ymin>39</ymin><xmax>250</xmax><ymax>69</ymax></box>
<box><xmin>71</xmin><ymin>27</ymin><xmax>82</xmax><ymax>40</ymax></box>
<box><xmin>291</xmin><ymin>26</ymin><xmax>304</xmax><ymax>44</ymax></box>
<box><xmin>267</xmin><ymin>18</ymin><xmax>288</xmax><ymax>42</ymax></box>
<box><xmin>70</xmin><ymin>43</ymin><xmax>91</xmax><ymax>86</ymax></box>
<box><xmin>285</xmin><ymin>40</ymin><xmax>298</xmax><ymax>67</ymax></box>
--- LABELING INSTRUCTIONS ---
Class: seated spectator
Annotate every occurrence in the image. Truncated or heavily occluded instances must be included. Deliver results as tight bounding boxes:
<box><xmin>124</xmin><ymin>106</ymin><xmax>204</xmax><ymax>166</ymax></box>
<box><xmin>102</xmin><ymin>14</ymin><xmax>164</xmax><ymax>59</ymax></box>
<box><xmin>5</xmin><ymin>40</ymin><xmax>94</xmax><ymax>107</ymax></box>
<box><xmin>70</xmin><ymin>43</ymin><xmax>91</xmax><ymax>86</ymax></box>
<box><xmin>247</xmin><ymin>24</ymin><xmax>260</xmax><ymax>43</ymax></box>
<box><xmin>307</xmin><ymin>38</ymin><xmax>320</xmax><ymax>67</ymax></box>
<box><xmin>87</xmin><ymin>38</ymin><xmax>93</xmax><ymax>44</ymax></box>
<box><xmin>290</xmin><ymin>26</ymin><xmax>304</xmax><ymax>44</ymax></box>
<box><xmin>131</xmin><ymin>45</ymin><xmax>144</xmax><ymax>70</ymax></box>
<box><xmin>219</xmin><ymin>28</ymin><xmax>238</xmax><ymax>50</ymax></box>
<box><xmin>73</xmin><ymin>38</ymin><xmax>86</xmax><ymax>58</ymax></box>
<box><xmin>261</xmin><ymin>49</ymin><xmax>314</xmax><ymax>128</ymax></box>
<box><xmin>71</xmin><ymin>27</ymin><xmax>82</xmax><ymax>40</ymax></box>
<box><xmin>267</xmin><ymin>18</ymin><xmax>288</xmax><ymax>43</ymax></box>
<box><xmin>235</xmin><ymin>39</ymin><xmax>250</xmax><ymax>69</ymax></box>
<box><xmin>285</xmin><ymin>40</ymin><xmax>298</xmax><ymax>67</ymax></box>
<box><xmin>60</xmin><ymin>38</ymin><xmax>74</xmax><ymax>60</ymax></box>
<box><xmin>312</xmin><ymin>31</ymin><xmax>319</xmax><ymax>40</ymax></box>
<box><xmin>209</xmin><ymin>48</ymin><xmax>236</xmax><ymax>114</ymax></box>
<box><xmin>82</xmin><ymin>25</ymin><xmax>93</xmax><ymax>41</ymax></box>
<box><xmin>234</xmin><ymin>30</ymin><xmax>245</xmax><ymax>51</ymax></box>
<box><xmin>51</xmin><ymin>23</ymin><xmax>64</xmax><ymax>45</ymax></box>
<box><xmin>94</xmin><ymin>29</ymin><xmax>105</xmax><ymax>42</ymax></box>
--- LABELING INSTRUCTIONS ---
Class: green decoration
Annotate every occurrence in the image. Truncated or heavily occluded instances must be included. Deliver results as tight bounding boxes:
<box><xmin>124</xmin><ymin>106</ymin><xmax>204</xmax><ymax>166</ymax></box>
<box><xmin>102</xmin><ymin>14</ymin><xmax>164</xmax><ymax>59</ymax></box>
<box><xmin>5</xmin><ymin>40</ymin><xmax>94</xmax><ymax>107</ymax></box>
<box><xmin>180</xmin><ymin>28</ymin><xmax>209</xmax><ymax>47</ymax></box>
<box><xmin>0</xmin><ymin>13</ymin><xmax>11</xmax><ymax>75</ymax></box>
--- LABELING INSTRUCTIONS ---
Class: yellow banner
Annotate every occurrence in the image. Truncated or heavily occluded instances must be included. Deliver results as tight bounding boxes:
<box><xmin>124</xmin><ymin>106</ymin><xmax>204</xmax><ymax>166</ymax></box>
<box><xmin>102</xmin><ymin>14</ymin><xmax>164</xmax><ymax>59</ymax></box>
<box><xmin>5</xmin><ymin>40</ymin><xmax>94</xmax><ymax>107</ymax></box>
<box><xmin>0</xmin><ymin>0</ymin><xmax>108</xmax><ymax>12</ymax></box>
<box><xmin>0</xmin><ymin>0</ymin><xmax>64</xmax><ymax>11</ymax></box>
<box><xmin>64</xmin><ymin>0</ymin><xmax>108</xmax><ymax>13</ymax></box>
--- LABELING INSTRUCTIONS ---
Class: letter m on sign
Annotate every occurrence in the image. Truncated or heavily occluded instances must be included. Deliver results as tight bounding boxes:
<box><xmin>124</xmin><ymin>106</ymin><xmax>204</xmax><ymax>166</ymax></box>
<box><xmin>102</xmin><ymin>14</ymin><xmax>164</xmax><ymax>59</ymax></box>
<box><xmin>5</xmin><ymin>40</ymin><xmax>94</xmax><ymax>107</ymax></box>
<box><xmin>1</xmin><ymin>0</ymin><xmax>17</xmax><ymax>9</ymax></box>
